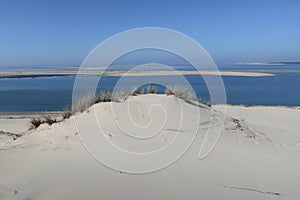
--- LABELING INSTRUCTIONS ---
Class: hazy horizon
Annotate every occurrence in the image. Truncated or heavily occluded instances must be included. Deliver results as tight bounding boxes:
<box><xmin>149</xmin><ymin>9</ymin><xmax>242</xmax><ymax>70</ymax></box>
<box><xmin>1</xmin><ymin>0</ymin><xmax>300</xmax><ymax>67</ymax></box>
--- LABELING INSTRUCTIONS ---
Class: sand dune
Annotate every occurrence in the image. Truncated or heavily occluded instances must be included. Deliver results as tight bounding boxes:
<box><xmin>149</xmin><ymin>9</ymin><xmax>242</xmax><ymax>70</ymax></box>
<box><xmin>0</xmin><ymin>95</ymin><xmax>300</xmax><ymax>199</ymax></box>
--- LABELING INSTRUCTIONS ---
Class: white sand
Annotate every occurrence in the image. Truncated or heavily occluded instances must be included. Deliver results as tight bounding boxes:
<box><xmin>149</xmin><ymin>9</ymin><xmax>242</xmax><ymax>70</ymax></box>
<box><xmin>214</xmin><ymin>105</ymin><xmax>300</xmax><ymax>146</ymax></box>
<box><xmin>104</xmin><ymin>70</ymin><xmax>274</xmax><ymax>77</ymax></box>
<box><xmin>0</xmin><ymin>70</ymin><xmax>274</xmax><ymax>78</ymax></box>
<box><xmin>0</xmin><ymin>95</ymin><xmax>299</xmax><ymax>199</ymax></box>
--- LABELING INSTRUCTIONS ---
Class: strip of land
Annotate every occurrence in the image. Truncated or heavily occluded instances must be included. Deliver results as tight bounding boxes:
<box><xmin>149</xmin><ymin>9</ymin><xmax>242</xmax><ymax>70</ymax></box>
<box><xmin>0</xmin><ymin>70</ymin><xmax>274</xmax><ymax>78</ymax></box>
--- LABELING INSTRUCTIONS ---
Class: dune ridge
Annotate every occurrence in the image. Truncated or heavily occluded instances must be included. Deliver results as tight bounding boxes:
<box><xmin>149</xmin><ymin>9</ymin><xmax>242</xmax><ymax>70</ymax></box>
<box><xmin>0</xmin><ymin>95</ymin><xmax>300</xmax><ymax>199</ymax></box>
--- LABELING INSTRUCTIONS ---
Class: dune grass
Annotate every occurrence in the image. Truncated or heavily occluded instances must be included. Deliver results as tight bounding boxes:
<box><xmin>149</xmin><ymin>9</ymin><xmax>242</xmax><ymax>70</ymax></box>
<box><xmin>71</xmin><ymin>85</ymin><xmax>210</xmax><ymax>115</ymax></box>
<box><xmin>165</xmin><ymin>86</ymin><xmax>197</xmax><ymax>101</ymax></box>
<box><xmin>73</xmin><ymin>92</ymin><xmax>97</xmax><ymax>113</ymax></box>
<box><xmin>30</xmin><ymin>115</ymin><xmax>57</xmax><ymax>130</ymax></box>
<box><xmin>29</xmin><ymin>86</ymin><xmax>209</xmax><ymax>129</ymax></box>
<box><xmin>62</xmin><ymin>107</ymin><xmax>73</xmax><ymax>119</ymax></box>
<box><xmin>30</xmin><ymin>118</ymin><xmax>44</xmax><ymax>129</ymax></box>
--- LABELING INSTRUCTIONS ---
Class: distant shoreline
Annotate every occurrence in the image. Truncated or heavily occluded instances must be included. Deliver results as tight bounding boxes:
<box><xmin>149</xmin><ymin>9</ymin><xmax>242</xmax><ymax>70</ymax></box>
<box><xmin>237</xmin><ymin>61</ymin><xmax>300</xmax><ymax>65</ymax></box>
<box><xmin>0</xmin><ymin>70</ymin><xmax>275</xmax><ymax>79</ymax></box>
<box><xmin>0</xmin><ymin>112</ymin><xmax>63</xmax><ymax>119</ymax></box>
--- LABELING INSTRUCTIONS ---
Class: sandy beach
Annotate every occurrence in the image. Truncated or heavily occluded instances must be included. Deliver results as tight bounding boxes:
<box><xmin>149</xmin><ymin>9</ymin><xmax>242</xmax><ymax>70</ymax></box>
<box><xmin>1</xmin><ymin>94</ymin><xmax>299</xmax><ymax>199</ymax></box>
<box><xmin>0</xmin><ymin>70</ymin><xmax>275</xmax><ymax>79</ymax></box>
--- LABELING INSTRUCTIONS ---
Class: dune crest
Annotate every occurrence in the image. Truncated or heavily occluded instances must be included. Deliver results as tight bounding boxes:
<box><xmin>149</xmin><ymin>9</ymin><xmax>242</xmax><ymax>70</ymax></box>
<box><xmin>1</xmin><ymin>95</ymin><xmax>300</xmax><ymax>199</ymax></box>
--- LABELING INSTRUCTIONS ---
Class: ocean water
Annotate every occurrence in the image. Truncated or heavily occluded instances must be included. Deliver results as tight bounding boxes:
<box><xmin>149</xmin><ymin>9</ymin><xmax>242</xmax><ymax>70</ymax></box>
<box><xmin>0</xmin><ymin>65</ymin><xmax>300</xmax><ymax>112</ymax></box>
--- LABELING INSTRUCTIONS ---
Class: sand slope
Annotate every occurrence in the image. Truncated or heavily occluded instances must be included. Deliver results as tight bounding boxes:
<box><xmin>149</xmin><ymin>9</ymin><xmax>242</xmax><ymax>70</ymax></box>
<box><xmin>0</xmin><ymin>95</ymin><xmax>300</xmax><ymax>199</ymax></box>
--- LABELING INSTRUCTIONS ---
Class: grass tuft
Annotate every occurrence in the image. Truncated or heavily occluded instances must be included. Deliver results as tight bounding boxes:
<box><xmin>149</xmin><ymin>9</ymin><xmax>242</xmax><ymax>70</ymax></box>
<box><xmin>43</xmin><ymin>115</ymin><xmax>57</xmax><ymax>125</ymax></box>
<box><xmin>166</xmin><ymin>86</ymin><xmax>196</xmax><ymax>101</ymax></box>
<box><xmin>29</xmin><ymin>115</ymin><xmax>58</xmax><ymax>130</ymax></box>
<box><xmin>98</xmin><ymin>91</ymin><xmax>112</xmax><ymax>102</ymax></box>
<box><xmin>131</xmin><ymin>87</ymin><xmax>139</xmax><ymax>96</ymax></box>
<box><xmin>62</xmin><ymin>107</ymin><xmax>73</xmax><ymax>119</ymax></box>
<box><xmin>164</xmin><ymin>87</ymin><xmax>174</xmax><ymax>96</ymax></box>
<box><xmin>30</xmin><ymin>118</ymin><xmax>43</xmax><ymax>129</ymax></box>
<box><xmin>71</xmin><ymin>85</ymin><xmax>210</xmax><ymax>113</ymax></box>
<box><xmin>112</xmin><ymin>91</ymin><xmax>129</xmax><ymax>102</ymax></box>
<box><xmin>146</xmin><ymin>85</ymin><xmax>158</xmax><ymax>94</ymax></box>
<box><xmin>73</xmin><ymin>91</ymin><xmax>97</xmax><ymax>113</ymax></box>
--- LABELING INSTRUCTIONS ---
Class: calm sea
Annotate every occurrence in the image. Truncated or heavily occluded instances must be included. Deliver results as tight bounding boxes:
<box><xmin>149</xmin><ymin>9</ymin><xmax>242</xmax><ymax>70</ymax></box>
<box><xmin>0</xmin><ymin>64</ymin><xmax>300</xmax><ymax>112</ymax></box>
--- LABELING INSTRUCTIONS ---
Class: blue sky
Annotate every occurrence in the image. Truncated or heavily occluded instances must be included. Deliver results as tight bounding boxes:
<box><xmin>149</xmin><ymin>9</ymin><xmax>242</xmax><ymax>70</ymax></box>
<box><xmin>0</xmin><ymin>0</ymin><xmax>300</xmax><ymax>66</ymax></box>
